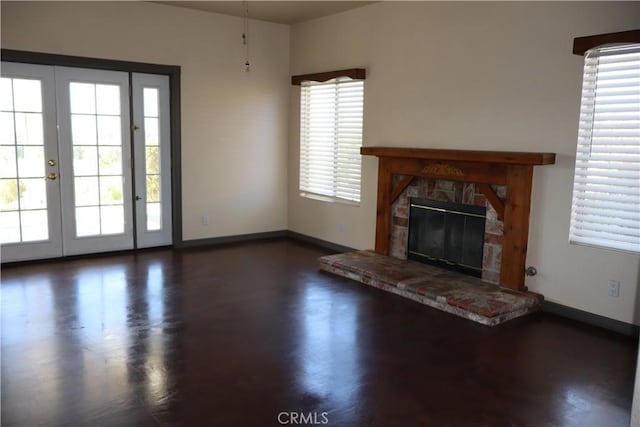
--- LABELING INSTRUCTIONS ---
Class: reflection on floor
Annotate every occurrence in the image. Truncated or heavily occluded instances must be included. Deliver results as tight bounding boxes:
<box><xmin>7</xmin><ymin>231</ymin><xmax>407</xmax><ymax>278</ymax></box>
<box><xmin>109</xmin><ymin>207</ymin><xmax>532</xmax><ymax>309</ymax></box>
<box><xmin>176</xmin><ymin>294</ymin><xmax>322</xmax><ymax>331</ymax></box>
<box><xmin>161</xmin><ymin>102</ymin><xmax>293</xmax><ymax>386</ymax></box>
<box><xmin>0</xmin><ymin>239</ymin><xmax>637</xmax><ymax>426</ymax></box>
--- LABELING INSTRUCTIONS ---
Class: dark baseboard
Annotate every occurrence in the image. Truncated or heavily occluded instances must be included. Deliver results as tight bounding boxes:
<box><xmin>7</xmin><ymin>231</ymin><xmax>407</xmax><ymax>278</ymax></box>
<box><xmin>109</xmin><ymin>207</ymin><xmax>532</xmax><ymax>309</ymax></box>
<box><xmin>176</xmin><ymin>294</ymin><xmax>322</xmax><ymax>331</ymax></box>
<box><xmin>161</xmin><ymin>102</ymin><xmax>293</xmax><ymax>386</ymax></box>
<box><xmin>285</xmin><ymin>231</ymin><xmax>355</xmax><ymax>253</ymax></box>
<box><xmin>177</xmin><ymin>230</ymin><xmax>355</xmax><ymax>253</ymax></box>
<box><xmin>542</xmin><ymin>300</ymin><xmax>639</xmax><ymax>338</ymax></box>
<box><xmin>176</xmin><ymin>230</ymin><xmax>288</xmax><ymax>249</ymax></box>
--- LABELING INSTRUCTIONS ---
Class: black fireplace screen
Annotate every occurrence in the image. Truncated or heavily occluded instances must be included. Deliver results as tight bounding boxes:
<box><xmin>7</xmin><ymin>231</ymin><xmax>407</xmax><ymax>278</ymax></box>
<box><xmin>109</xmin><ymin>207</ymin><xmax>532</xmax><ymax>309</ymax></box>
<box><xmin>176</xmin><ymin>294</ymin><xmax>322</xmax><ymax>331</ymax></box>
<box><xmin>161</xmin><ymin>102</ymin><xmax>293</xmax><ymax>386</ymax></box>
<box><xmin>407</xmin><ymin>198</ymin><xmax>486</xmax><ymax>278</ymax></box>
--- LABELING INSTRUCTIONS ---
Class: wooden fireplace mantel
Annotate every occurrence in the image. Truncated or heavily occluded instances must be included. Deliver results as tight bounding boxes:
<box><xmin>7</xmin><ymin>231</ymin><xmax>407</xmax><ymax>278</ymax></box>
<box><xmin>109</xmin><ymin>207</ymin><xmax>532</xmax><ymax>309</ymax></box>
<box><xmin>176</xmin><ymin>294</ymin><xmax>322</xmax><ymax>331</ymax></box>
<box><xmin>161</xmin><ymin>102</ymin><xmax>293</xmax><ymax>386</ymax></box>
<box><xmin>361</xmin><ymin>146</ymin><xmax>556</xmax><ymax>290</ymax></box>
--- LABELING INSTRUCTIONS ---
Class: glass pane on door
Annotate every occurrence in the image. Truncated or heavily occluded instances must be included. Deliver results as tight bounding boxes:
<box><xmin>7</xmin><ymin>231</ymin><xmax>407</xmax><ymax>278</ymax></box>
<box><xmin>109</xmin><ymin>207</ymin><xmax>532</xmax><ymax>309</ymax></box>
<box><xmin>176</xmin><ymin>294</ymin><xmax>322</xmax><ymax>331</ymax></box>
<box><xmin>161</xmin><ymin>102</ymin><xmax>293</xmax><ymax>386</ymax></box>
<box><xmin>69</xmin><ymin>82</ymin><xmax>125</xmax><ymax>237</ymax></box>
<box><xmin>0</xmin><ymin>77</ymin><xmax>48</xmax><ymax>243</ymax></box>
<box><xmin>143</xmin><ymin>88</ymin><xmax>162</xmax><ymax>231</ymax></box>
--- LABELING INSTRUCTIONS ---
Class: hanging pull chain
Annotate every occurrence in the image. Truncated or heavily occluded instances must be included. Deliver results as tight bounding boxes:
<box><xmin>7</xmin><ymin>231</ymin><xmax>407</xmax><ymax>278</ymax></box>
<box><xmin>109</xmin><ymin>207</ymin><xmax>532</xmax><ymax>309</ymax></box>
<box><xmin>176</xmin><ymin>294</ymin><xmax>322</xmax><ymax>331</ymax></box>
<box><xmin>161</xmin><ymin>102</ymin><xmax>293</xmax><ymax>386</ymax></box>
<box><xmin>242</xmin><ymin>1</ymin><xmax>250</xmax><ymax>72</ymax></box>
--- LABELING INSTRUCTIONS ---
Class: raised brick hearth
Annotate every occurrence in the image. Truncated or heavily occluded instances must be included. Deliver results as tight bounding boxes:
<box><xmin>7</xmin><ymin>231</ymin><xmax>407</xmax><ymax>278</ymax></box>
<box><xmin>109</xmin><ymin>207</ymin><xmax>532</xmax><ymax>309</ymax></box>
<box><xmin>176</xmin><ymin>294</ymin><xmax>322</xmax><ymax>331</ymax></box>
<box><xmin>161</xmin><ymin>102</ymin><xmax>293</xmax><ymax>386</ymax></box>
<box><xmin>319</xmin><ymin>250</ymin><xmax>543</xmax><ymax>326</ymax></box>
<box><xmin>390</xmin><ymin>176</ymin><xmax>505</xmax><ymax>284</ymax></box>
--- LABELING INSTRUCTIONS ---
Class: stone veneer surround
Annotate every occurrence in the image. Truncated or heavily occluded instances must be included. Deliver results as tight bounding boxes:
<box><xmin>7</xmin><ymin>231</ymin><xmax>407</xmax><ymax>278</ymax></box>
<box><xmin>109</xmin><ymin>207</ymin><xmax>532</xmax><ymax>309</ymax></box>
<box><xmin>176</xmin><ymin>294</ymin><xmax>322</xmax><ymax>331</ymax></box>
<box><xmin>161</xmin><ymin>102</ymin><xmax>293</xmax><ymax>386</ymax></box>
<box><xmin>390</xmin><ymin>176</ymin><xmax>506</xmax><ymax>284</ymax></box>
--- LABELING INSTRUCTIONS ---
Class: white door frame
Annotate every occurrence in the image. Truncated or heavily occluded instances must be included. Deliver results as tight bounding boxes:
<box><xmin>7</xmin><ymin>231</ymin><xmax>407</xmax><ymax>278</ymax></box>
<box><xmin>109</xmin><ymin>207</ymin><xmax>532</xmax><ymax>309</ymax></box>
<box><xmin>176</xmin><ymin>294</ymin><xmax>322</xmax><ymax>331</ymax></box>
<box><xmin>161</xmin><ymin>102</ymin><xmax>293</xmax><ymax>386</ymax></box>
<box><xmin>1</xmin><ymin>51</ymin><xmax>182</xmax><ymax>262</ymax></box>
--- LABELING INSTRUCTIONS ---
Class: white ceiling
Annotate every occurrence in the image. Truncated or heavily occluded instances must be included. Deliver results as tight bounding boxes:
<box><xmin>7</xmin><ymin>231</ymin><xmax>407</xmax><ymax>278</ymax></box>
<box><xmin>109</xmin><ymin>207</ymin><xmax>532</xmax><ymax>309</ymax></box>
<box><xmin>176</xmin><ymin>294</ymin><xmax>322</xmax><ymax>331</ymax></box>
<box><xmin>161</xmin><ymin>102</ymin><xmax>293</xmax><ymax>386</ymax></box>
<box><xmin>156</xmin><ymin>1</ymin><xmax>375</xmax><ymax>25</ymax></box>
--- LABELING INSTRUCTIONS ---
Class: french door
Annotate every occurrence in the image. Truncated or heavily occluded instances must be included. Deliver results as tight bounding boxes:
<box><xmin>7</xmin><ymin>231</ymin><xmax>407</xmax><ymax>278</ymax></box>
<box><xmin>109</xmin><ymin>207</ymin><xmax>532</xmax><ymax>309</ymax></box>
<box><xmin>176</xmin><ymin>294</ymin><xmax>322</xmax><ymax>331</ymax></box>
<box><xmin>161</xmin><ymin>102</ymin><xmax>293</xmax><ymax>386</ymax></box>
<box><xmin>0</xmin><ymin>63</ymin><xmax>172</xmax><ymax>262</ymax></box>
<box><xmin>56</xmin><ymin>66</ymin><xmax>134</xmax><ymax>255</ymax></box>
<box><xmin>0</xmin><ymin>63</ymin><xmax>62</xmax><ymax>261</ymax></box>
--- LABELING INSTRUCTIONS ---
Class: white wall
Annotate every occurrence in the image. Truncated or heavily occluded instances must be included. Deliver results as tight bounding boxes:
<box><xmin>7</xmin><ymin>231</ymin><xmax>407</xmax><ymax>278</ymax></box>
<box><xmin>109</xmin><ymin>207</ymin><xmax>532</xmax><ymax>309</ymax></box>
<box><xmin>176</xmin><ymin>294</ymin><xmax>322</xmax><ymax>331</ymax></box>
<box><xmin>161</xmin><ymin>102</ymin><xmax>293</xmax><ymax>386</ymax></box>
<box><xmin>1</xmin><ymin>1</ymin><xmax>290</xmax><ymax>241</ymax></box>
<box><xmin>288</xmin><ymin>2</ymin><xmax>640</xmax><ymax>324</ymax></box>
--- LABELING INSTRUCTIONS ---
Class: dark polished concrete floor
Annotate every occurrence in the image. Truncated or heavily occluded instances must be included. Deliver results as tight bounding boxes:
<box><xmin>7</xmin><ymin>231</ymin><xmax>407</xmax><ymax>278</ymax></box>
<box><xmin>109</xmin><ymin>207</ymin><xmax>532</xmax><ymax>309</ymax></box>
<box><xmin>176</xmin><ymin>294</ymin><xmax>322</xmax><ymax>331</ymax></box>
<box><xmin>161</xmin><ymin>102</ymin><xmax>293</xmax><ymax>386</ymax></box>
<box><xmin>1</xmin><ymin>239</ymin><xmax>637</xmax><ymax>426</ymax></box>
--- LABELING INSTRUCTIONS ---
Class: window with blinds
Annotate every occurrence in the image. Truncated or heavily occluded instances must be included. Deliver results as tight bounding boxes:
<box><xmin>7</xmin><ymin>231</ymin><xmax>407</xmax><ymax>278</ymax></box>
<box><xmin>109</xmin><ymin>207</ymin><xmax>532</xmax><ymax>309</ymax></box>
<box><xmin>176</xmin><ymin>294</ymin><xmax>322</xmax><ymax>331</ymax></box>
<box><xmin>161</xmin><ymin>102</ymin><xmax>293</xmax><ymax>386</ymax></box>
<box><xmin>299</xmin><ymin>77</ymin><xmax>364</xmax><ymax>203</ymax></box>
<box><xmin>569</xmin><ymin>43</ymin><xmax>640</xmax><ymax>254</ymax></box>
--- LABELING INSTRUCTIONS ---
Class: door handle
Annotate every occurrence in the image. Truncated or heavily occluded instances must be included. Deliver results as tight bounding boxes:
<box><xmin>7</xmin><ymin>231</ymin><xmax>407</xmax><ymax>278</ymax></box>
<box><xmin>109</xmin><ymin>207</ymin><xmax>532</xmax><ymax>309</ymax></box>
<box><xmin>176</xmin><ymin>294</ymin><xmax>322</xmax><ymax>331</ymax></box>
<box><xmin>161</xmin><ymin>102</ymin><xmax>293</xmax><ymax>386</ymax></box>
<box><xmin>135</xmin><ymin>196</ymin><xmax>142</xmax><ymax>201</ymax></box>
<box><xmin>48</xmin><ymin>159</ymin><xmax>56</xmax><ymax>166</ymax></box>
<box><xmin>46</xmin><ymin>172</ymin><xmax>57</xmax><ymax>180</ymax></box>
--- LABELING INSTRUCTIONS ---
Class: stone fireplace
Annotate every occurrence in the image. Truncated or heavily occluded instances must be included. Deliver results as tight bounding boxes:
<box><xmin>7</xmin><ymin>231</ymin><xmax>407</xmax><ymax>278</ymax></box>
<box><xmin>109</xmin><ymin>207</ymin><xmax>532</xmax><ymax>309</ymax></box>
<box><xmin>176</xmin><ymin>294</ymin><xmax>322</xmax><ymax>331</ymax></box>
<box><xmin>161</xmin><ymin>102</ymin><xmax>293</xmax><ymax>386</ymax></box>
<box><xmin>361</xmin><ymin>147</ymin><xmax>556</xmax><ymax>290</ymax></box>
<box><xmin>390</xmin><ymin>176</ymin><xmax>505</xmax><ymax>284</ymax></box>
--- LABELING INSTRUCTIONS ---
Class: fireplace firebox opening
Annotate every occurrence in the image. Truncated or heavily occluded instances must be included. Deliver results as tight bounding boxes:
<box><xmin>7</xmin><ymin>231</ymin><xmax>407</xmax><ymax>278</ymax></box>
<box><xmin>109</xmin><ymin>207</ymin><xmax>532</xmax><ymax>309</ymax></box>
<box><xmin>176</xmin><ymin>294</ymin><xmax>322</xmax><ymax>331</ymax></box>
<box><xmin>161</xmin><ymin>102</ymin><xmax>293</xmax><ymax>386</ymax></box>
<box><xmin>408</xmin><ymin>198</ymin><xmax>487</xmax><ymax>278</ymax></box>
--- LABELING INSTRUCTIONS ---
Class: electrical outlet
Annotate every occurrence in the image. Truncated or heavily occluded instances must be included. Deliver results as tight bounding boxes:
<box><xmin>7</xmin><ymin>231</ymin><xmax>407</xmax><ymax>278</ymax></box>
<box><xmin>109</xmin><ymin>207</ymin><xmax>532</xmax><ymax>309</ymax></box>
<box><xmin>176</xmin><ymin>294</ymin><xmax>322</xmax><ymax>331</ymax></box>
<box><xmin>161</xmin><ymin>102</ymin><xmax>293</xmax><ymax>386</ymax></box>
<box><xmin>608</xmin><ymin>280</ymin><xmax>620</xmax><ymax>298</ymax></box>
<box><xmin>202</xmin><ymin>215</ymin><xmax>209</xmax><ymax>226</ymax></box>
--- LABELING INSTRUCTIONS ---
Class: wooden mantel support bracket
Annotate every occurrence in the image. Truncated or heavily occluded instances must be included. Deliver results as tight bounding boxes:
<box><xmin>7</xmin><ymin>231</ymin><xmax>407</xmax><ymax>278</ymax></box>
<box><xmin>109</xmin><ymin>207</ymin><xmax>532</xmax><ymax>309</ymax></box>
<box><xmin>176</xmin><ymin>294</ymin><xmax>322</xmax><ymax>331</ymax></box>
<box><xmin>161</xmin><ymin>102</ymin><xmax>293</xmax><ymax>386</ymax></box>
<box><xmin>476</xmin><ymin>183</ymin><xmax>505</xmax><ymax>221</ymax></box>
<box><xmin>390</xmin><ymin>175</ymin><xmax>415</xmax><ymax>204</ymax></box>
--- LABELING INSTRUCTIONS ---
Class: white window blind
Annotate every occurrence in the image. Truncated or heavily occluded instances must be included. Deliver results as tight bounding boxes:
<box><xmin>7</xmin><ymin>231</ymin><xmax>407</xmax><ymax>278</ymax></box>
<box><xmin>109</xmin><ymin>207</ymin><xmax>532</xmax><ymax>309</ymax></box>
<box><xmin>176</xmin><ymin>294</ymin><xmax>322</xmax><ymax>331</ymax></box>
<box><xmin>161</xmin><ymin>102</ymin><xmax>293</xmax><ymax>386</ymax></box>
<box><xmin>299</xmin><ymin>77</ymin><xmax>364</xmax><ymax>203</ymax></box>
<box><xmin>569</xmin><ymin>44</ymin><xmax>640</xmax><ymax>254</ymax></box>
